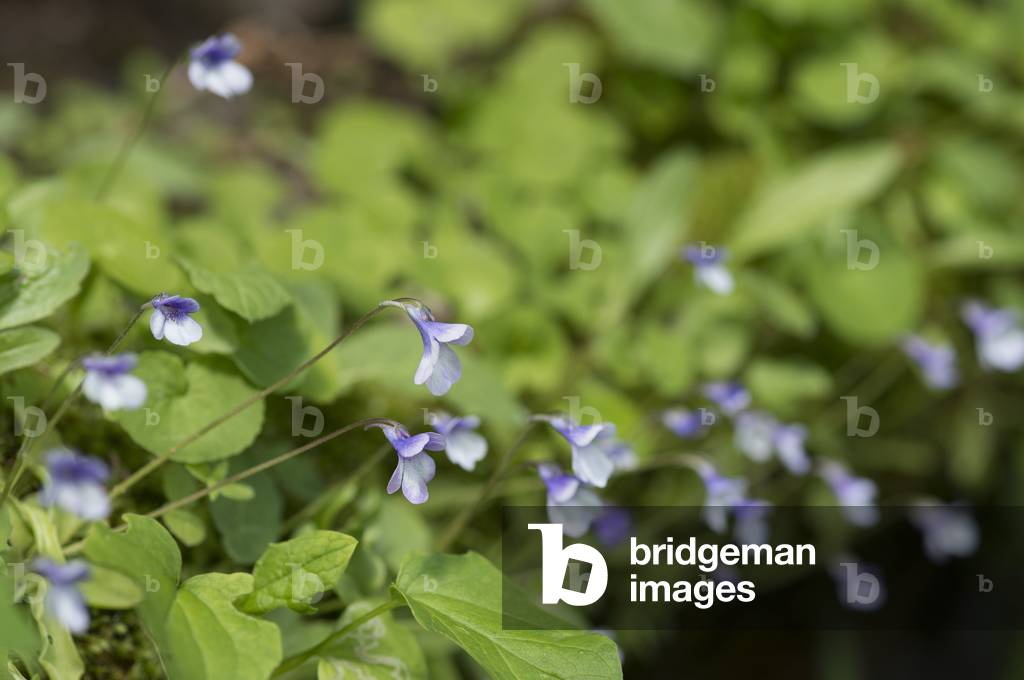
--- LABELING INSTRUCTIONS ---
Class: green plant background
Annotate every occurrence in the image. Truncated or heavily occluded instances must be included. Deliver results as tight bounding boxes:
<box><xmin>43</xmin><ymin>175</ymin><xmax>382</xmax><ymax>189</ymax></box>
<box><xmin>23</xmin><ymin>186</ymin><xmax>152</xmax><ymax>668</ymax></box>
<box><xmin>2</xmin><ymin>0</ymin><xmax>1024</xmax><ymax>678</ymax></box>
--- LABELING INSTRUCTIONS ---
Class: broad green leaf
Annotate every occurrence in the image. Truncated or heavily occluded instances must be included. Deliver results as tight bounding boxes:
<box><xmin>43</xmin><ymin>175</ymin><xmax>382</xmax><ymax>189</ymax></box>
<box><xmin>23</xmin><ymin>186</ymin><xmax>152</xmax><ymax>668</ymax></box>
<box><xmin>83</xmin><ymin>515</ymin><xmax>181</xmax><ymax>629</ymax></box>
<box><xmin>164</xmin><ymin>573</ymin><xmax>282</xmax><ymax>680</ymax></box>
<box><xmin>745</xmin><ymin>359</ymin><xmax>833</xmax><ymax>415</ymax></box>
<box><xmin>0</xmin><ymin>326</ymin><xmax>59</xmax><ymax>375</ymax></box>
<box><xmin>0</xmin><ymin>244</ymin><xmax>89</xmax><ymax>330</ymax></box>
<box><xmin>210</xmin><ymin>473</ymin><xmax>283</xmax><ymax>564</ymax></box>
<box><xmin>584</xmin><ymin>0</ymin><xmax>720</xmax><ymax>75</ymax></box>
<box><xmin>111</xmin><ymin>351</ymin><xmax>266</xmax><ymax>464</ymax></box>
<box><xmin>395</xmin><ymin>552</ymin><xmax>622</xmax><ymax>680</ymax></box>
<box><xmin>729</xmin><ymin>144</ymin><xmax>903</xmax><ymax>260</ymax></box>
<box><xmin>162</xmin><ymin>508</ymin><xmax>207</xmax><ymax>547</ymax></box>
<box><xmin>317</xmin><ymin>601</ymin><xmax>427</xmax><ymax>680</ymax></box>
<box><xmin>178</xmin><ymin>257</ymin><xmax>291</xmax><ymax>323</ymax></box>
<box><xmin>36</xmin><ymin>199</ymin><xmax>183</xmax><ymax>296</ymax></box>
<box><xmin>237</xmin><ymin>531</ymin><xmax>357</xmax><ymax>615</ymax></box>
<box><xmin>0</xmin><ymin>576</ymin><xmax>39</xmax><ymax>667</ymax></box>
<box><xmin>79</xmin><ymin>563</ymin><xmax>144</xmax><ymax>610</ymax></box>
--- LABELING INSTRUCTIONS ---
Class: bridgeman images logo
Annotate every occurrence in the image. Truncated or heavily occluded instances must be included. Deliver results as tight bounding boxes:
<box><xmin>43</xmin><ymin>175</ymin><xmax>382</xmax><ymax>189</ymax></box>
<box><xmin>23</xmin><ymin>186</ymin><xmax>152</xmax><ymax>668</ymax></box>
<box><xmin>529</xmin><ymin>523</ymin><xmax>609</xmax><ymax>606</ymax></box>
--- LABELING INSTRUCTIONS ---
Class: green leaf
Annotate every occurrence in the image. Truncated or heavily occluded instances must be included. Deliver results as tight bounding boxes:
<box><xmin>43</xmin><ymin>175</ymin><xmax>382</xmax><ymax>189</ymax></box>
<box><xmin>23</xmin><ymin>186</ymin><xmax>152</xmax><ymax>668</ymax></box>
<box><xmin>178</xmin><ymin>257</ymin><xmax>291</xmax><ymax>323</ymax></box>
<box><xmin>79</xmin><ymin>563</ymin><xmax>144</xmax><ymax>610</ymax></box>
<box><xmin>26</xmin><ymin>574</ymin><xmax>83</xmax><ymax>680</ymax></box>
<box><xmin>210</xmin><ymin>473</ymin><xmax>283</xmax><ymax>565</ymax></box>
<box><xmin>745</xmin><ymin>358</ymin><xmax>833</xmax><ymax>415</ymax></box>
<box><xmin>162</xmin><ymin>508</ymin><xmax>207</xmax><ymax>547</ymax></box>
<box><xmin>164</xmin><ymin>573</ymin><xmax>282</xmax><ymax>680</ymax></box>
<box><xmin>110</xmin><ymin>351</ymin><xmax>266</xmax><ymax>464</ymax></box>
<box><xmin>729</xmin><ymin>144</ymin><xmax>903</xmax><ymax>260</ymax></box>
<box><xmin>0</xmin><ymin>244</ymin><xmax>89</xmax><ymax>330</ymax></box>
<box><xmin>237</xmin><ymin>531</ymin><xmax>357</xmax><ymax>616</ymax></box>
<box><xmin>0</xmin><ymin>576</ymin><xmax>39</xmax><ymax>666</ymax></box>
<box><xmin>394</xmin><ymin>552</ymin><xmax>622</xmax><ymax>680</ymax></box>
<box><xmin>317</xmin><ymin>601</ymin><xmax>428</xmax><ymax>680</ymax></box>
<box><xmin>0</xmin><ymin>326</ymin><xmax>59</xmax><ymax>375</ymax></box>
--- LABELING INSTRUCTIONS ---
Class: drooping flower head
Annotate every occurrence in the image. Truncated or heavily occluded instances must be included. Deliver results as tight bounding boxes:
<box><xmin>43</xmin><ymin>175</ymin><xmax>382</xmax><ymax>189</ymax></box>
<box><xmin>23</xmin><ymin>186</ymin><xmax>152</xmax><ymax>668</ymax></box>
<box><xmin>39</xmin><ymin>450</ymin><xmax>110</xmax><ymax>520</ymax></box>
<box><xmin>819</xmin><ymin>460</ymin><xmax>878</xmax><ymax>527</ymax></box>
<box><xmin>385</xmin><ymin>299</ymin><xmax>473</xmax><ymax>396</ymax></box>
<box><xmin>683</xmin><ymin>244</ymin><xmax>734</xmax><ymax>295</ymax></box>
<box><xmin>32</xmin><ymin>559</ymin><xmax>91</xmax><ymax>635</ymax></box>
<box><xmin>694</xmin><ymin>460</ymin><xmax>748</xmax><ymax>534</ymax></box>
<box><xmin>81</xmin><ymin>353</ymin><xmax>147</xmax><ymax>411</ymax></box>
<box><xmin>662</xmin><ymin>408</ymin><xmax>715</xmax><ymax>439</ymax></box>
<box><xmin>188</xmin><ymin>34</ymin><xmax>253</xmax><ymax>99</ymax></box>
<box><xmin>535</xmin><ymin>415</ymin><xmax>630</xmax><ymax>488</ymax></box>
<box><xmin>430</xmin><ymin>412</ymin><xmax>488</xmax><ymax>471</ymax></box>
<box><xmin>772</xmin><ymin>423</ymin><xmax>811</xmax><ymax>475</ymax></box>
<box><xmin>149</xmin><ymin>294</ymin><xmax>203</xmax><ymax>347</ymax></box>
<box><xmin>369</xmin><ymin>423</ymin><xmax>444</xmax><ymax>505</ymax></box>
<box><xmin>908</xmin><ymin>503</ymin><xmax>979</xmax><ymax>563</ymax></box>
<box><xmin>901</xmin><ymin>335</ymin><xmax>958</xmax><ymax>390</ymax></box>
<box><xmin>703</xmin><ymin>381</ymin><xmax>751</xmax><ymax>417</ymax></box>
<box><xmin>961</xmin><ymin>301</ymin><xmax>1024</xmax><ymax>372</ymax></box>
<box><xmin>537</xmin><ymin>463</ymin><xmax>603</xmax><ymax>538</ymax></box>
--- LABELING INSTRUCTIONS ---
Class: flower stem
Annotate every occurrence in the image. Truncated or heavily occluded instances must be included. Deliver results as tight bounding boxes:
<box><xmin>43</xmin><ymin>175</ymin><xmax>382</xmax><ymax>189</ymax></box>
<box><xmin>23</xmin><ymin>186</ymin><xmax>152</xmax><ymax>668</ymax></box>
<box><xmin>108</xmin><ymin>303</ymin><xmax>391</xmax><ymax>499</ymax></box>
<box><xmin>435</xmin><ymin>421</ymin><xmax>536</xmax><ymax>552</ymax></box>
<box><xmin>272</xmin><ymin>597</ymin><xmax>405</xmax><ymax>676</ymax></box>
<box><xmin>64</xmin><ymin>417</ymin><xmax>397</xmax><ymax>556</ymax></box>
<box><xmin>95</xmin><ymin>55</ymin><xmax>182</xmax><ymax>200</ymax></box>
<box><xmin>0</xmin><ymin>307</ymin><xmax>146</xmax><ymax>511</ymax></box>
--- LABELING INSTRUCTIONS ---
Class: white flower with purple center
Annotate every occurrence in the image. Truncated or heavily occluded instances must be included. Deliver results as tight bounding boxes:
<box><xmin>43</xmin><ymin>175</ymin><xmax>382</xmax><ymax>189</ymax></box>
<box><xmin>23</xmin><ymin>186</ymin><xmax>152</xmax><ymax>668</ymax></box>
<box><xmin>819</xmin><ymin>460</ymin><xmax>878</xmax><ymax>527</ymax></box>
<box><xmin>538</xmin><ymin>463</ymin><xmax>603</xmax><ymax>538</ymax></box>
<box><xmin>901</xmin><ymin>335</ymin><xmax>958</xmax><ymax>390</ymax></box>
<box><xmin>961</xmin><ymin>301</ymin><xmax>1024</xmax><ymax>372</ymax></box>
<box><xmin>39</xmin><ymin>449</ymin><xmax>110</xmax><ymax>520</ymax></box>
<box><xmin>385</xmin><ymin>300</ymin><xmax>473</xmax><ymax>396</ymax></box>
<box><xmin>536</xmin><ymin>415</ymin><xmax>629</xmax><ymax>488</ymax></box>
<box><xmin>188</xmin><ymin>34</ymin><xmax>253</xmax><ymax>99</ymax></box>
<box><xmin>695</xmin><ymin>461</ymin><xmax>748</xmax><ymax>534</ymax></box>
<box><xmin>32</xmin><ymin>559</ymin><xmax>91</xmax><ymax>635</ymax></box>
<box><xmin>431</xmin><ymin>412</ymin><xmax>488</xmax><ymax>471</ymax></box>
<box><xmin>909</xmin><ymin>504</ymin><xmax>979</xmax><ymax>563</ymax></box>
<box><xmin>734</xmin><ymin>411</ymin><xmax>777</xmax><ymax>462</ymax></box>
<box><xmin>370</xmin><ymin>423</ymin><xmax>445</xmax><ymax>505</ymax></box>
<box><xmin>772</xmin><ymin>423</ymin><xmax>811</xmax><ymax>475</ymax></box>
<box><xmin>683</xmin><ymin>244</ymin><xmax>734</xmax><ymax>295</ymax></box>
<box><xmin>149</xmin><ymin>294</ymin><xmax>203</xmax><ymax>347</ymax></box>
<box><xmin>662</xmin><ymin>408</ymin><xmax>715</xmax><ymax>439</ymax></box>
<box><xmin>702</xmin><ymin>381</ymin><xmax>751</xmax><ymax>417</ymax></box>
<box><xmin>81</xmin><ymin>353</ymin><xmax>147</xmax><ymax>411</ymax></box>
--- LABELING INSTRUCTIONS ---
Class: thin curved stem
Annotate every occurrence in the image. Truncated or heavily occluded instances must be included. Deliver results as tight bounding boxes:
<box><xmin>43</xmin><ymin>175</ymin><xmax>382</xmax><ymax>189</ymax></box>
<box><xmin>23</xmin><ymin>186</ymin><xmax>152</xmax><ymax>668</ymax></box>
<box><xmin>273</xmin><ymin>597</ymin><xmax>404</xmax><ymax>676</ymax></box>
<box><xmin>95</xmin><ymin>55</ymin><xmax>182</xmax><ymax>200</ymax></box>
<box><xmin>0</xmin><ymin>307</ymin><xmax>146</xmax><ymax>510</ymax></box>
<box><xmin>64</xmin><ymin>417</ymin><xmax>396</xmax><ymax>555</ymax></box>
<box><xmin>435</xmin><ymin>421</ymin><xmax>536</xmax><ymax>551</ymax></box>
<box><xmin>108</xmin><ymin>303</ymin><xmax>391</xmax><ymax>499</ymax></box>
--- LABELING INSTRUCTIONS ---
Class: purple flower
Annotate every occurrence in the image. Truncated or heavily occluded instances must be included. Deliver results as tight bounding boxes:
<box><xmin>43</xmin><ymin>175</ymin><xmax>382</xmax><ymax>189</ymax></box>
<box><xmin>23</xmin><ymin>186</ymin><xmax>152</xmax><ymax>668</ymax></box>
<box><xmin>662</xmin><ymin>408</ymin><xmax>715</xmax><ymax>439</ymax></box>
<box><xmin>702</xmin><ymin>381</ymin><xmax>750</xmax><ymax>417</ymax></box>
<box><xmin>32</xmin><ymin>559</ymin><xmax>91</xmax><ymax>634</ymax></box>
<box><xmin>819</xmin><ymin>460</ymin><xmax>878</xmax><ymax>527</ymax></box>
<box><xmin>734</xmin><ymin>411</ymin><xmax>777</xmax><ymax>462</ymax></box>
<box><xmin>961</xmin><ymin>301</ymin><xmax>1024</xmax><ymax>372</ymax></box>
<box><xmin>386</xmin><ymin>300</ymin><xmax>474</xmax><ymax>396</ymax></box>
<box><xmin>901</xmin><ymin>335</ymin><xmax>958</xmax><ymax>390</ymax></box>
<box><xmin>732</xmin><ymin>500</ymin><xmax>772</xmax><ymax>545</ymax></box>
<box><xmin>369</xmin><ymin>423</ymin><xmax>445</xmax><ymax>505</ymax></box>
<box><xmin>695</xmin><ymin>461</ymin><xmax>748</xmax><ymax>534</ymax></box>
<box><xmin>536</xmin><ymin>415</ymin><xmax>630</xmax><ymax>488</ymax></box>
<box><xmin>773</xmin><ymin>423</ymin><xmax>811</xmax><ymax>475</ymax></box>
<box><xmin>81</xmin><ymin>353</ymin><xmax>146</xmax><ymax>411</ymax></box>
<box><xmin>149</xmin><ymin>294</ymin><xmax>203</xmax><ymax>347</ymax></box>
<box><xmin>431</xmin><ymin>412</ymin><xmax>488</xmax><ymax>471</ymax></box>
<box><xmin>39</xmin><ymin>450</ymin><xmax>110</xmax><ymax>520</ymax></box>
<box><xmin>188</xmin><ymin>34</ymin><xmax>253</xmax><ymax>99</ymax></box>
<box><xmin>538</xmin><ymin>463</ymin><xmax>602</xmax><ymax>538</ymax></box>
<box><xmin>683</xmin><ymin>244</ymin><xmax>734</xmax><ymax>295</ymax></box>
<box><xmin>593</xmin><ymin>507</ymin><xmax>631</xmax><ymax>546</ymax></box>
<box><xmin>909</xmin><ymin>504</ymin><xmax>979</xmax><ymax>563</ymax></box>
